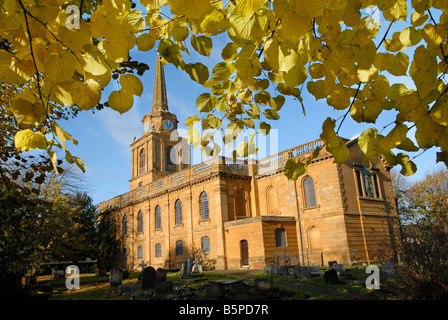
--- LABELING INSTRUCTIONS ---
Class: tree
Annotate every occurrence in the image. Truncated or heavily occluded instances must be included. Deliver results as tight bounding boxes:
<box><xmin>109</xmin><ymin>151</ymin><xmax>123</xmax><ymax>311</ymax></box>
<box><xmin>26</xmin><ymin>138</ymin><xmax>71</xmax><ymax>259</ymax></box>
<box><xmin>390</xmin><ymin>168</ymin><xmax>448</xmax><ymax>299</ymax></box>
<box><xmin>0</xmin><ymin>0</ymin><xmax>447</xmax><ymax>180</ymax></box>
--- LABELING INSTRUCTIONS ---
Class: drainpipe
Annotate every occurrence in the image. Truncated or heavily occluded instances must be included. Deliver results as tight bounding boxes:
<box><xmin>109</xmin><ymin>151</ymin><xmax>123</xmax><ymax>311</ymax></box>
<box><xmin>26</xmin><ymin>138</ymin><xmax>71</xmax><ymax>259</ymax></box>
<box><xmin>294</xmin><ymin>179</ymin><xmax>306</xmax><ymax>266</ymax></box>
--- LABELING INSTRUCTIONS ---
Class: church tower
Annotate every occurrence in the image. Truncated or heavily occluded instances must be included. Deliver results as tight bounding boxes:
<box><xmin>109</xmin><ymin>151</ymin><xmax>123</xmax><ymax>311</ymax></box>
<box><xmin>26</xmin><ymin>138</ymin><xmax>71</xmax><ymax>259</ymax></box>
<box><xmin>129</xmin><ymin>56</ymin><xmax>185</xmax><ymax>190</ymax></box>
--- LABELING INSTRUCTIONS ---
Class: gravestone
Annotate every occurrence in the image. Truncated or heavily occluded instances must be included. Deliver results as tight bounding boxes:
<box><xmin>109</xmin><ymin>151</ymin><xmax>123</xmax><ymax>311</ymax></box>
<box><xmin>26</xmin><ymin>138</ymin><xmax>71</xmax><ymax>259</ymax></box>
<box><xmin>109</xmin><ymin>268</ymin><xmax>122</xmax><ymax>287</ymax></box>
<box><xmin>192</xmin><ymin>258</ymin><xmax>203</xmax><ymax>273</ymax></box>
<box><xmin>323</xmin><ymin>268</ymin><xmax>339</xmax><ymax>284</ymax></box>
<box><xmin>382</xmin><ymin>259</ymin><xmax>395</xmax><ymax>276</ymax></box>
<box><xmin>156</xmin><ymin>268</ymin><xmax>167</xmax><ymax>282</ymax></box>
<box><xmin>255</xmin><ymin>278</ymin><xmax>274</xmax><ymax>292</ymax></box>
<box><xmin>277</xmin><ymin>265</ymin><xmax>290</xmax><ymax>277</ymax></box>
<box><xmin>51</xmin><ymin>269</ymin><xmax>65</xmax><ymax>280</ymax></box>
<box><xmin>205</xmin><ymin>282</ymin><xmax>225</xmax><ymax>299</ymax></box>
<box><xmin>263</xmin><ymin>263</ymin><xmax>277</xmax><ymax>276</ymax></box>
<box><xmin>309</xmin><ymin>265</ymin><xmax>322</xmax><ymax>277</ymax></box>
<box><xmin>141</xmin><ymin>266</ymin><xmax>157</xmax><ymax>289</ymax></box>
<box><xmin>333</xmin><ymin>263</ymin><xmax>343</xmax><ymax>274</ymax></box>
<box><xmin>328</xmin><ymin>261</ymin><xmax>337</xmax><ymax>268</ymax></box>
<box><xmin>180</xmin><ymin>257</ymin><xmax>193</xmax><ymax>278</ymax></box>
<box><xmin>118</xmin><ymin>283</ymin><xmax>138</xmax><ymax>295</ymax></box>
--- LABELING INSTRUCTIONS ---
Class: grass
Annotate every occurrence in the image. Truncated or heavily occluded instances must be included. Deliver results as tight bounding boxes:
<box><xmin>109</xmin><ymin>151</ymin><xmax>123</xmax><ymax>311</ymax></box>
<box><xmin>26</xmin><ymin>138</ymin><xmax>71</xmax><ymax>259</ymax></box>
<box><xmin>37</xmin><ymin>266</ymin><xmax>393</xmax><ymax>300</ymax></box>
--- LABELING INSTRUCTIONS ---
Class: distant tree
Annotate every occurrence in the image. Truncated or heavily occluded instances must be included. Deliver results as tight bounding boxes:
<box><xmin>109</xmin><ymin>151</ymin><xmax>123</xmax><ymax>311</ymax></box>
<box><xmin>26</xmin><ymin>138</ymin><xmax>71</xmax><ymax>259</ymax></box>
<box><xmin>391</xmin><ymin>168</ymin><xmax>448</xmax><ymax>299</ymax></box>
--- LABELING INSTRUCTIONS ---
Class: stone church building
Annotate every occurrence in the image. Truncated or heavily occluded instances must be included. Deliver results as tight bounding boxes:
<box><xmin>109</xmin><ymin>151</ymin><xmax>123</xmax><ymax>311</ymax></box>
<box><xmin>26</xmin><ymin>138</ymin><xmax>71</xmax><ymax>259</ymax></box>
<box><xmin>99</xmin><ymin>57</ymin><xmax>401</xmax><ymax>271</ymax></box>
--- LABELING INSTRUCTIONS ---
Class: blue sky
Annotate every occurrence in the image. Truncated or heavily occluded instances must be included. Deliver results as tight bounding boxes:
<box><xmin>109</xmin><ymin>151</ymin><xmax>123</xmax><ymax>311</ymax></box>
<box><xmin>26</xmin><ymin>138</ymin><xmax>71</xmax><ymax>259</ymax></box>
<box><xmin>59</xmin><ymin>8</ymin><xmax>446</xmax><ymax>206</ymax></box>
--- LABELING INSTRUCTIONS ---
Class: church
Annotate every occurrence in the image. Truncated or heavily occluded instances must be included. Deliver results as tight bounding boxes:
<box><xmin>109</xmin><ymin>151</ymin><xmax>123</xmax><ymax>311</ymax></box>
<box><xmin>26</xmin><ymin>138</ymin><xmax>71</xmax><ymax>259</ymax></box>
<box><xmin>99</xmin><ymin>56</ymin><xmax>401</xmax><ymax>271</ymax></box>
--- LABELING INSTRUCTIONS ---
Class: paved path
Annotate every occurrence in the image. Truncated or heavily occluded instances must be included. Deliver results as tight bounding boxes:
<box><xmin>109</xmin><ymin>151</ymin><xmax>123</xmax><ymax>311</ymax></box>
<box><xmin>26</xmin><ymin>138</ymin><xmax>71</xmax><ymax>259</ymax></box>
<box><xmin>218</xmin><ymin>269</ymin><xmax>371</xmax><ymax>300</ymax></box>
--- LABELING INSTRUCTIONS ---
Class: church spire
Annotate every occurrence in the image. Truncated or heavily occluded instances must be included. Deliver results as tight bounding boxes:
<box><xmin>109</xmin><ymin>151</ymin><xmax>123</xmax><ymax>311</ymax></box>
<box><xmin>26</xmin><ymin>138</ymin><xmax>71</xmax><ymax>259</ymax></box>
<box><xmin>152</xmin><ymin>55</ymin><xmax>168</xmax><ymax>112</ymax></box>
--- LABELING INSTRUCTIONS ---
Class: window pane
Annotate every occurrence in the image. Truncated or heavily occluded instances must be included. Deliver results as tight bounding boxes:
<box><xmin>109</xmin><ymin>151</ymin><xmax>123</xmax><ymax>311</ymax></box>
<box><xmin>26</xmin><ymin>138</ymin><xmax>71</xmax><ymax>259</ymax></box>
<box><xmin>176</xmin><ymin>240</ymin><xmax>183</xmax><ymax>256</ymax></box>
<box><xmin>139</xmin><ymin>149</ymin><xmax>145</xmax><ymax>174</ymax></box>
<box><xmin>201</xmin><ymin>236</ymin><xmax>210</xmax><ymax>253</ymax></box>
<box><xmin>138</xmin><ymin>211</ymin><xmax>143</xmax><ymax>233</ymax></box>
<box><xmin>373</xmin><ymin>174</ymin><xmax>380</xmax><ymax>198</ymax></box>
<box><xmin>303</xmin><ymin>176</ymin><xmax>317</xmax><ymax>207</ymax></box>
<box><xmin>175</xmin><ymin>200</ymin><xmax>182</xmax><ymax>225</ymax></box>
<box><xmin>275</xmin><ymin>228</ymin><xmax>286</xmax><ymax>247</ymax></box>
<box><xmin>362</xmin><ymin>167</ymin><xmax>374</xmax><ymax>197</ymax></box>
<box><xmin>356</xmin><ymin>170</ymin><xmax>364</xmax><ymax>197</ymax></box>
<box><xmin>137</xmin><ymin>246</ymin><xmax>143</xmax><ymax>259</ymax></box>
<box><xmin>155</xmin><ymin>243</ymin><xmax>161</xmax><ymax>257</ymax></box>
<box><xmin>155</xmin><ymin>206</ymin><xmax>161</xmax><ymax>229</ymax></box>
<box><xmin>123</xmin><ymin>216</ymin><xmax>127</xmax><ymax>236</ymax></box>
<box><xmin>200</xmin><ymin>192</ymin><xmax>209</xmax><ymax>220</ymax></box>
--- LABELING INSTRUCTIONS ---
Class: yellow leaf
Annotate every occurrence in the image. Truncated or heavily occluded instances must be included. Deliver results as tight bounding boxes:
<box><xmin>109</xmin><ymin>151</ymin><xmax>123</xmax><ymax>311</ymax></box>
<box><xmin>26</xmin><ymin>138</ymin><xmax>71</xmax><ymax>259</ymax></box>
<box><xmin>264</xmin><ymin>36</ymin><xmax>302</xmax><ymax>72</ymax></box>
<box><xmin>14</xmin><ymin>129</ymin><xmax>47</xmax><ymax>152</ymax></box>
<box><xmin>79</xmin><ymin>44</ymin><xmax>108</xmax><ymax>76</ymax></box>
<box><xmin>357</xmin><ymin>66</ymin><xmax>378</xmax><ymax>83</ymax></box>
<box><xmin>200</xmin><ymin>6</ymin><xmax>229</xmax><ymax>35</ymax></box>
<box><xmin>72</xmin><ymin>79</ymin><xmax>102</xmax><ymax>110</ymax></box>
<box><xmin>108</xmin><ymin>89</ymin><xmax>134</xmax><ymax>114</ymax></box>
<box><xmin>190</xmin><ymin>35</ymin><xmax>213</xmax><ymax>57</ymax></box>
<box><xmin>221</xmin><ymin>42</ymin><xmax>239</xmax><ymax>61</ymax></box>
<box><xmin>235</xmin><ymin>0</ymin><xmax>266</xmax><ymax>16</ymax></box>
<box><xmin>136</xmin><ymin>31</ymin><xmax>157</xmax><ymax>51</ymax></box>
<box><xmin>422</xmin><ymin>23</ymin><xmax>445</xmax><ymax>47</ymax></box>
<box><xmin>430</xmin><ymin>93</ymin><xmax>448</xmax><ymax>126</ymax></box>
<box><xmin>169</xmin><ymin>0</ymin><xmax>210</xmax><ymax>19</ymax></box>
<box><xmin>184</xmin><ymin>63</ymin><xmax>209</xmax><ymax>85</ymax></box>
<box><xmin>399</xmin><ymin>27</ymin><xmax>422</xmax><ymax>46</ymax></box>
<box><xmin>98</xmin><ymin>36</ymin><xmax>129</xmax><ymax>63</ymax></box>
<box><xmin>380</xmin><ymin>124</ymin><xmax>408</xmax><ymax>150</ymax></box>
<box><xmin>388</xmin><ymin>52</ymin><xmax>409</xmax><ymax>76</ymax></box>
<box><xmin>52</xmin><ymin>123</ymin><xmax>78</xmax><ymax>151</ymax></box>
<box><xmin>9</xmin><ymin>91</ymin><xmax>46</xmax><ymax>125</ymax></box>
<box><xmin>120</xmin><ymin>74</ymin><xmax>143</xmax><ymax>96</ymax></box>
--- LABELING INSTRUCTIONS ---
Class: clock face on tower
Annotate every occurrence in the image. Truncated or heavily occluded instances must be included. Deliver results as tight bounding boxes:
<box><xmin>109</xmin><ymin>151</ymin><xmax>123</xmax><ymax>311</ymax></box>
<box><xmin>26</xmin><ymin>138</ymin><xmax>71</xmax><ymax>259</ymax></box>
<box><xmin>164</xmin><ymin>119</ymin><xmax>174</xmax><ymax>131</ymax></box>
<box><xmin>144</xmin><ymin>121</ymin><xmax>150</xmax><ymax>132</ymax></box>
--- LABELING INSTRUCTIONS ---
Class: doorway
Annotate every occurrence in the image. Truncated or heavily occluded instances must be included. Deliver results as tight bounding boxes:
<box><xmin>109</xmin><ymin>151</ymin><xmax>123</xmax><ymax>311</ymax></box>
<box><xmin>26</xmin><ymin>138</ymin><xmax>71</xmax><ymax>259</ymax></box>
<box><xmin>240</xmin><ymin>240</ymin><xmax>249</xmax><ymax>267</ymax></box>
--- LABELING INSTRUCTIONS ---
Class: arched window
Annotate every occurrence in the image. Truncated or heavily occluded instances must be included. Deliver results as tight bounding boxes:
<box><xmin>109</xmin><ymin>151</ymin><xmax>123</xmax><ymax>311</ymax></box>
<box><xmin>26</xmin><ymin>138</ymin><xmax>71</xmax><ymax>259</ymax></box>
<box><xmin>122</xmin><ymin>215</ymin><xmax>127</xmax><ymax>236</ymax></box>
<box><xmin>200</xmin><ymin>192</ymin><xmax>209</xmax><ymax>220</ymax></box>
<box><xmin>155</xmin><ymin>243</ymin><xmax>162</xmax><ymax>258</ymax></box>
<box><xmin>308</xmin><ymin>226</ymin><xmax>322</xmax><ymax>253</ymax></box>
<box><xmin>201</xmin><ymin>236</ymin><xmax>210</xmax><ymax>253</ymax></box>
<box><xmin>155</xmin><ymin>205</ymin><xmax>161</xmax><ymax>229</ymax></box>
<box><xmin>166</xmin><ymin>146</ymin><xmax>174</xmax><ymax>165</ymax></box>
<box><xmin>137</xmin><ymin>211</ymin><xmax>143</xmax><ymax>233</ymax></box>
<box><xmin>175</xmin><ymin>199</ymin><xmax>182</xmax><ymax>225</ymax></box>
<box><xmin>137</xmin><ymin>246</ymin><xmax>143</xmax><ymax>259</ymax></box>
<box><xmin>303</xmin><ymin>176</ymin><xmax>317</xmax><ymax>208</ymax></box>
<box><xmin>176</xmin><ymin>240</ymin><xmax>184</xmax><ymax>256</ymax></box>
<box><xmin>275</xmin><ymin>228</ymin><xmax>287</xmax><ymax>247</ymax></box>
<box><xmin>139</xmin><ymin>148</ymin><xmax>145</xmax><ymax>174</ymax></box>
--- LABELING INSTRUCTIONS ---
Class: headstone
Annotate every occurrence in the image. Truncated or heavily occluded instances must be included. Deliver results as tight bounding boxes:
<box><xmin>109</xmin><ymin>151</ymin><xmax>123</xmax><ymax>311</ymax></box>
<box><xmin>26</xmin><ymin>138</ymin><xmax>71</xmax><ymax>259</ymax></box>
<box><xmin>255</xmin><ymin>278</ymin><xmax>274</xmax><ymax>292</ymax></box>
<box><xmin>205</xmin><ymin>282</ymin><xmax>225</xmax><ymax>299</ymax></box>
<box><xmin>382</xmin><ymin>260</ymin><xmax>395</xmax><ymax>276</ymax></box>
<box><xmin>141</xmin><ymin>266</ymin><xmax>157</xmax><ymax>289</ymax></box>
<box><xmin>180</xmin><ymin>257</ymin><xmax>193</xmax><ymax>278</ymax></box>
<box><xmin>277</xmin><ymin>265</ymin><xmax>290</xmax><ymax>277</ymax></box>
<box><xmin>263</xmin><ymin>263</ymin><xmax>277</xmax><ymax>276</ymax></box>
<box><xmin>51</xmin><ymin>269</ymin><xmax>65</xmax><ymax>280</ymax></box>
<box><xmin>156</xmin><ymin>268</ymin><xmax>167</xmax><ymax>282</ymax></box>
<box><xmin>139</xmin><ymin>262</ymin><xmax>147</xmax><ymax>272</ymax></box>
<box><xmin>309</xmin><ymin>265</ymin><xmax>322</xmax><ymax>277</ymax></box>
<box><xmin>323</xmin><ymin>268</ymin><xmax>339</xmax><ymax>284</ymax></box>
<box><xmin>328</xmin><ymin>261</ymin><xmax>338</xmax><ymax>268</ymax></box>
<box><xmin>192</xmin><ymin>258</ymin><xmax>203</xmax><ymax>273</ymax></box>
<box><xmin>109</xmin><ymin>268</ymin><xmax>122</xmax><ymax>287</ymax></box>
<box><xmin>118</xmin><ymin>283</ymin><xmax>138</xmax><ymax>295</ymax></box>
<box><xmin>333</xmin><ymin>263</ymin><xmax>343</xmax><ymax>274</ymax></box>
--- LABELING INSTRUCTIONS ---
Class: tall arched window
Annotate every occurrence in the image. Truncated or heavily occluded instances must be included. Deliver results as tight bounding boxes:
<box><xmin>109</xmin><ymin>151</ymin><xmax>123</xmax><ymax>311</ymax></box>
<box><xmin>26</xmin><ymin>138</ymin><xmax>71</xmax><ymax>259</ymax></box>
<box><xmin>175</xmin><ymin>199</ymin><xmax>182</xmax><ymax>225</ymax></box>
<box><xmin>275</xmin><ymin>228</ymin><xmax>287</xmax><ymax>247</ymax></box>
<box><xmin>137</xmin><ymin>246</ymin><xmax>143</xmax><ymax>259</ymax></box>
<box><xmin>139</xmin><ymin>148</ymin><xmax>145</xmax><ymax>174</ymax></box>
<box><xmin>122</xmin><ymin>215</ymin><xmax>127</xmax><ymax>236</ymax></box>
<box><xmin>303</xmin><ymin>176</ymin><xmax>317</xmax><ymax>208</ymax></box>
<box><xmin>176</xmin><ymin>240</ymin><xmax>184</xmax><ymax>256</ymax></box>
<box><xmin>137</xmin><ymin>211</ymin><xmax>143</xmax><ymax>233</ymax></box>
<box><xmin>155</xmin><ymin>243</ymin><xmax>162</xmax><ymax>257</ymax></box>
<box><xmin>200</xmin><ymin>192</ymin><xmax>209</xmax><ymax>220</ymax></box>
<box><xmin>155</xmin><ymin>205</ymin><xmax>161</xmax><ymax>229</ymax></box>
<box><xmin>166</xmin><ymin>146</ymin><xmax>174</xmax><ymax>165</ymax></box>
<box><xmin>201</xmin><ymin>236</ymin><xmax>210</xmax><ymax>253</ymax></box>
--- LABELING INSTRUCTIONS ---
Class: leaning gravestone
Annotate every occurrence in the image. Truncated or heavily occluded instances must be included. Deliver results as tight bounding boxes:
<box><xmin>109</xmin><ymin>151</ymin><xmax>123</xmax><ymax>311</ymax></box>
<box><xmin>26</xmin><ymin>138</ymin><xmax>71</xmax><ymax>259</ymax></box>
<box><xmin>156</xmin><ymin>268</ymin><xmax>167</xmax><ymax>282</ymax></box>
<box><xmin>263</xmin><ymin>263</ymin><xmax>277</xmax><ymax>276</ymax></box>
<box><xmin>192</xmin><ymin>258</ymin><xmax>203</xmax><ymax>273</ymax></box>
<box><xmin>141</xmin><ymin>266</ymin><xmax>157</xmax><ymax>289</ymax></box>
<box><xmin>277</xmin><ymin>265</ymin><xmax>290</xmax><ymax>277</ymax></box>
<box><xmin>180</xmin><ymin>257</ymin><xmax>194</xmax><ymax>279</ymax></box>
<box><xmin>109</xmin><ymin>268</ymin><xmax>122</xmax><ymax>287</ymax></box>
